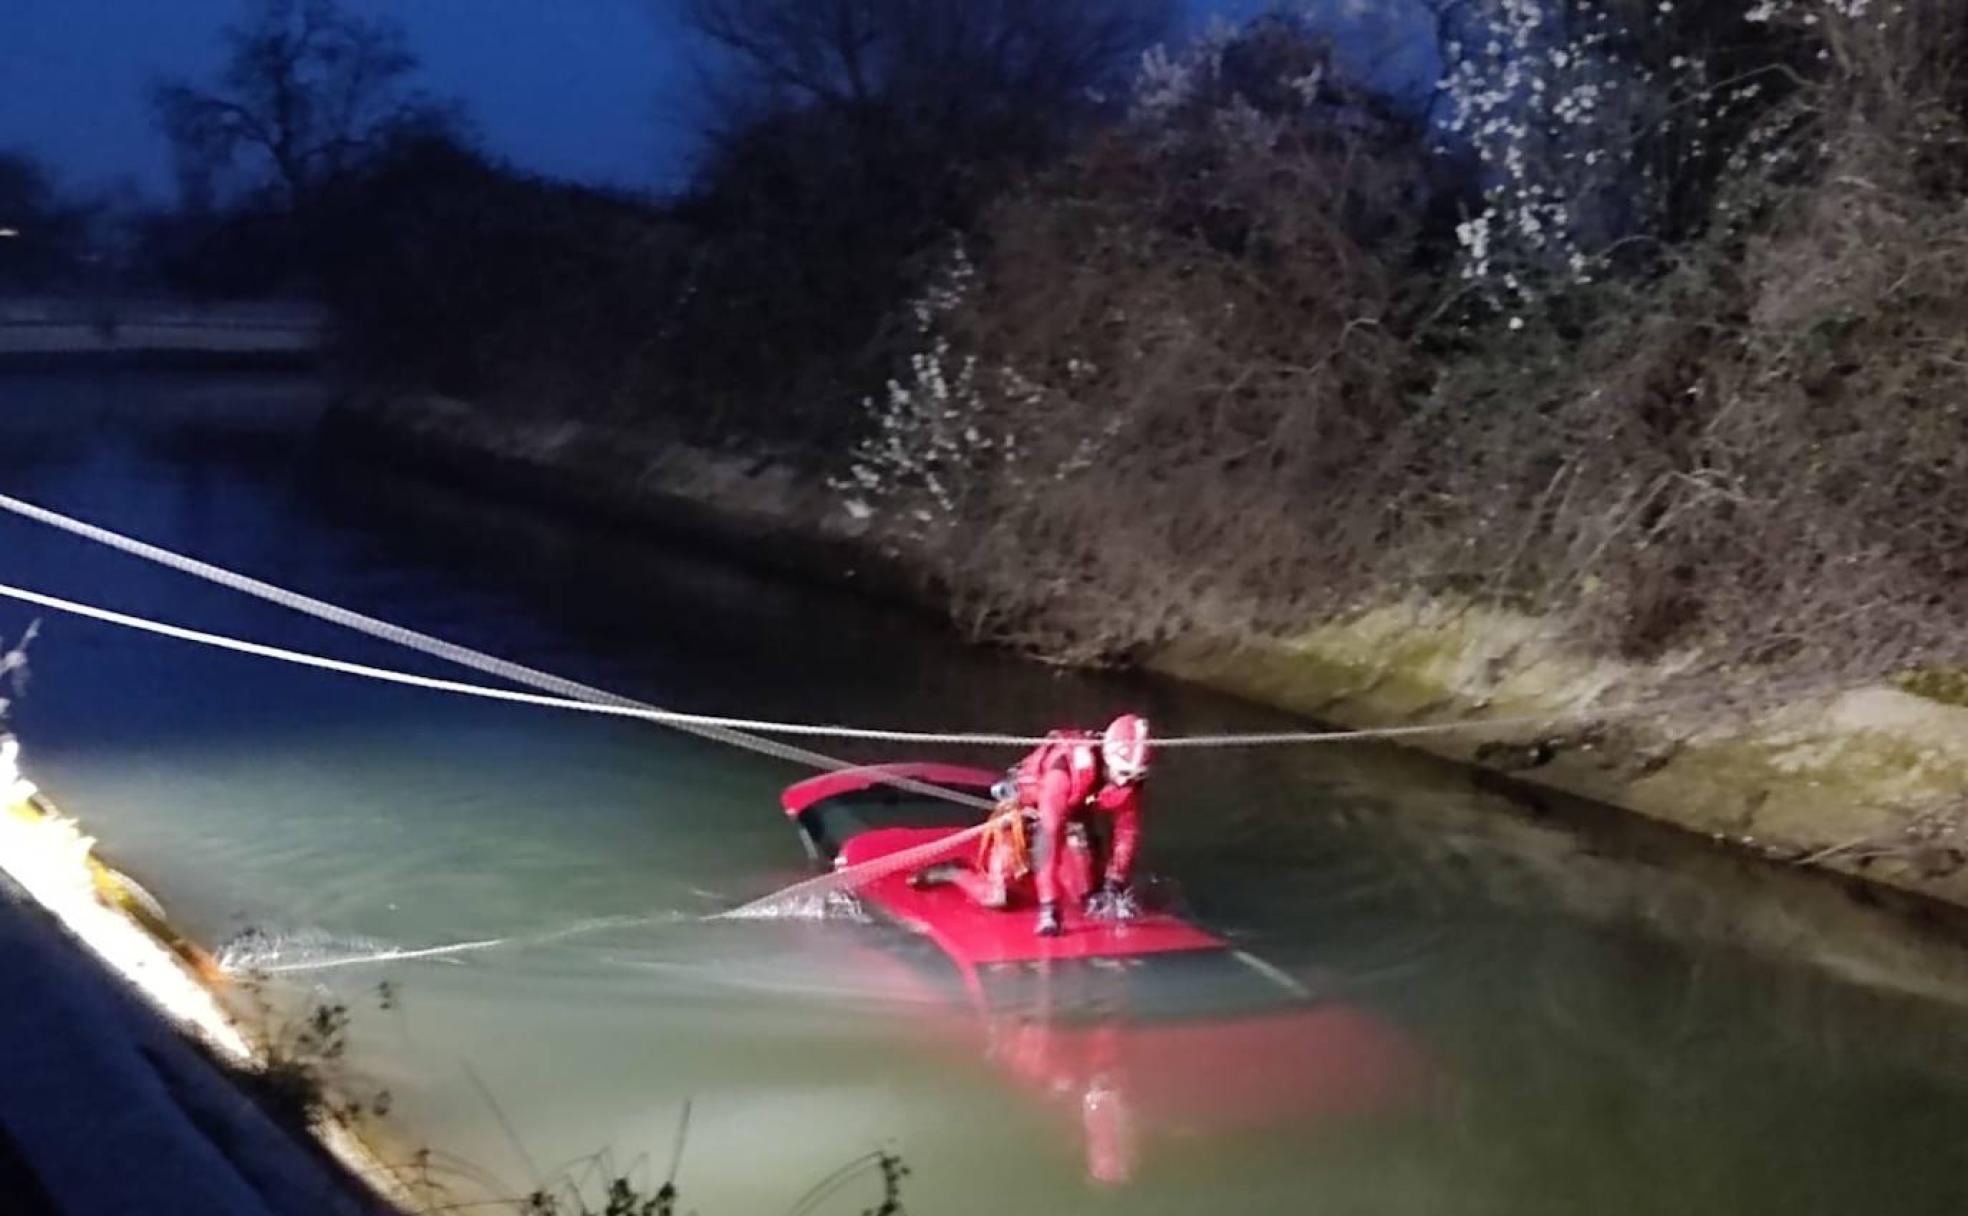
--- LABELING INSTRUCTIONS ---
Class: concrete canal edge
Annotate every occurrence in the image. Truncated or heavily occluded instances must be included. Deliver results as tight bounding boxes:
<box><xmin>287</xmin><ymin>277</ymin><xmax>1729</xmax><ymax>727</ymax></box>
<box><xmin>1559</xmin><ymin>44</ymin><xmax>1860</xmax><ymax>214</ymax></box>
<box><xmin>0</xmin><ymin>296</ymin><xmax>326</xmax><ymax>370</ymax></box>
<box><xmin>1150</xmin><ymin>605</ymin><xmax>1968</xmax><ymax>914</ymax></box>
<box><xmin>327</xmin><ymin>393</ymin><xmax>1968</xmax><ymax>942</ymax></box>
<box><xmin>0</xmin><ymin>750</ymin><xmax>414</xmax><ymax>1214</ymax></box>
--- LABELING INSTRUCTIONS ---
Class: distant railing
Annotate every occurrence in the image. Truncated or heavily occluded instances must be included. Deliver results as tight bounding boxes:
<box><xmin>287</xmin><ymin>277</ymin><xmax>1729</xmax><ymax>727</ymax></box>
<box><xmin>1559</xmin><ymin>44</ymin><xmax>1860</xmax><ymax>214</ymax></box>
<box><xmin>0</xmin><ymin>296</ymin><xmax>328</xmax><ymax>357</ymax></box>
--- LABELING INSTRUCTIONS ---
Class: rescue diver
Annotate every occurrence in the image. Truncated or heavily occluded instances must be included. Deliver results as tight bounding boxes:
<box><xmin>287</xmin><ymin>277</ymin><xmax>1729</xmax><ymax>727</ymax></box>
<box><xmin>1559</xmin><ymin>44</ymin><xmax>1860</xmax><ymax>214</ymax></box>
<box><xmin>912</xmin><ymin>714</ymin><xmax>1152</xmax><ymax>937</ymax></box>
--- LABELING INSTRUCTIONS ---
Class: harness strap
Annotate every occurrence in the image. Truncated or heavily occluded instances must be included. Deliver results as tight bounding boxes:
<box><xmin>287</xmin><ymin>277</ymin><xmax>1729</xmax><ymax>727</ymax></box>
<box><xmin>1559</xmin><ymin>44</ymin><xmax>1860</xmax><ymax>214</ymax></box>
<box><xmin>976</xmin><ymin>800</ymin><xmax>1033</xmax><ymax>879</ymax></box>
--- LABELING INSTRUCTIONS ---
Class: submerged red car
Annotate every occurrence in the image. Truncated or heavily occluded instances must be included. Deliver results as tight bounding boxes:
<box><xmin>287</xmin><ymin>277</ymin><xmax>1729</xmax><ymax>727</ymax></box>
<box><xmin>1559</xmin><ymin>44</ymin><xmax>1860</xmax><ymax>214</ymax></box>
<box><xmin>782</xmin><ymin>764</ymin><xmax>1435</xmax><ymax>1184</ymax></box>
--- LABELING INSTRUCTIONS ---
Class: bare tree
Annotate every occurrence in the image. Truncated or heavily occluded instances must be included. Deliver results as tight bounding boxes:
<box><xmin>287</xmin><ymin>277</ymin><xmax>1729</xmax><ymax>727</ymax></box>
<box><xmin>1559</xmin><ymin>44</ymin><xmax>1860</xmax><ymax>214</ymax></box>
<box><xmin>151</xmin><ymin>0</ymin><xmax>455</xmax><ymax>209</ymax></box>
<box><xmin>683</xmin><ymin>0</ymin><xmax>1172</xmax><ymax>136</ymax></box>
<box><xmin>662</xmin><ymin>0</ymin><xmax>1172</xmax><ymax>447</ymax></box>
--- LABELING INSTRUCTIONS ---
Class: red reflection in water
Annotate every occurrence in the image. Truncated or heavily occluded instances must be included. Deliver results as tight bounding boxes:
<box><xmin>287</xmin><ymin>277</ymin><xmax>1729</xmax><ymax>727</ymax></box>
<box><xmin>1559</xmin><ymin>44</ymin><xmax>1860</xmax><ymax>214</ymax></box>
<box><xmin>785</xmin><ymin>764</ymin><xmax>1437</xmax><ymax>1184</ymax></box>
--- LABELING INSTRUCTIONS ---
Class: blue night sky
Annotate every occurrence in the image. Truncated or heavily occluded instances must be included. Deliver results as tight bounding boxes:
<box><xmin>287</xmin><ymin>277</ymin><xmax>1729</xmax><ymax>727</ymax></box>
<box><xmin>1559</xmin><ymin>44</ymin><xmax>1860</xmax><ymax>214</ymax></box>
<box><xmin>0</xmin><ymin>1</ymin><xmax>1437</xmax><ymax>201</ymax></box>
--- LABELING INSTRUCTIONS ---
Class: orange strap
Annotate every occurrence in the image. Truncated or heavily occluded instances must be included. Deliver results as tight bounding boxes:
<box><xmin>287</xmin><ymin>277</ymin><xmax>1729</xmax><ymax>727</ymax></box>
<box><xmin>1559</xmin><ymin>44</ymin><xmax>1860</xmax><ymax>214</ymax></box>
<box><xmin>976</xmin><ymin>800</ymin><xmax>1032</xmax><ymax>879</ymax></box>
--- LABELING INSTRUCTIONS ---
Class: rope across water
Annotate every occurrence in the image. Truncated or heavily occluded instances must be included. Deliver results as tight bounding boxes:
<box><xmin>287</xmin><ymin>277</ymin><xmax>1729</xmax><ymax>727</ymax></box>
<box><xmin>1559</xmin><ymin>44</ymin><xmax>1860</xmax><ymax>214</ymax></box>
<box><xmin>0</xmin><ymin>491</ymin><xmax>1013</xmax><ymax>922</ymax></box>
<box><xmin>0</xmin><ymin>581</ymin><xmax>1620</xmax><ymax>751</ymax></box>
<box><xmin>0</xmin><ymin>490</ymin><xmax>1666</xmax><ymax>925</ymax></box>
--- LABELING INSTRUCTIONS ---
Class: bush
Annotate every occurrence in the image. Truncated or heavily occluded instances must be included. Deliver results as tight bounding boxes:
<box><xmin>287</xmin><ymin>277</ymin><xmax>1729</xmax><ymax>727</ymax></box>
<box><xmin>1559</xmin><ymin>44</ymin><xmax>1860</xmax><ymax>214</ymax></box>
<box><xmin>843</xmin><ymin>17</ymin><xmax>1443</xmax><ymax>656</ymax></box>
<box><xmin>1385</xmin><ymin>0</ymin><xmax>1968</xmax><ymax>685</ymax></box>
<box><xmin>839</xmin><ymin>0</ymin><xmax>1968</xmax><ymax>701</ymax></box>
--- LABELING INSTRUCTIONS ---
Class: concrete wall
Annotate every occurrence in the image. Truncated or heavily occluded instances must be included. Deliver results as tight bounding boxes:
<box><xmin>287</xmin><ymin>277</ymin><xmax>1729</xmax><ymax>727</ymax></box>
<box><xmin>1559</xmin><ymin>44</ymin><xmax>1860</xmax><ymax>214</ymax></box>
<box><xmin>0</xmin><ymin>297</ymin><xmax>327</xmax><ymax>359</ymax></box>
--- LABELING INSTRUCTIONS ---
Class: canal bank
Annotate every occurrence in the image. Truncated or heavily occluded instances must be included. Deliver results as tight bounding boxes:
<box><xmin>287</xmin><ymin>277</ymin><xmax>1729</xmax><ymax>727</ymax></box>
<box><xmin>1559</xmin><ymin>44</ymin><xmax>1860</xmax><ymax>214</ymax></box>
<box><xmin>0</xmin><ymin>748</ymin><xmax>405</xmax><ymax>1214</ymax></box>
<box><xmin>325</xmin><ymin>392</ymin><xmax>1968</xmax><ymax>929</ymax></box>
<box><xmin>0</xmin><ymin>297</ymin><xmax>326</xmax><ymax>371</ymax></box>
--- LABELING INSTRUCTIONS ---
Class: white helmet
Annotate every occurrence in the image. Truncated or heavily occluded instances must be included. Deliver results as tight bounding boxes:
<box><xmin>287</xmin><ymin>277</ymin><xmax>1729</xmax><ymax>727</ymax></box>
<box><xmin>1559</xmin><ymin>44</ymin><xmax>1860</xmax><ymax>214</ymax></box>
<box><xmin>1101</xmin><ymin>714</ymin><xmax>1152</xmax><ymax>785</ymax></box>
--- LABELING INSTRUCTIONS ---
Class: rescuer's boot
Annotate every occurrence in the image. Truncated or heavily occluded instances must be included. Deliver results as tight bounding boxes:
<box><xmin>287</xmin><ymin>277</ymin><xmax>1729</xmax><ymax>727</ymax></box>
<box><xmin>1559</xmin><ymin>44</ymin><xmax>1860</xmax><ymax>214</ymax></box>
<box><xmin>1087</xmin><ymin>879</ymin><xmax>1140</xmax><ymax>922</ymax></box>
<box><xmin>1035</xmin><ymin>901</ymin><xmax>1063</xmax><ymax>937</ymax></box>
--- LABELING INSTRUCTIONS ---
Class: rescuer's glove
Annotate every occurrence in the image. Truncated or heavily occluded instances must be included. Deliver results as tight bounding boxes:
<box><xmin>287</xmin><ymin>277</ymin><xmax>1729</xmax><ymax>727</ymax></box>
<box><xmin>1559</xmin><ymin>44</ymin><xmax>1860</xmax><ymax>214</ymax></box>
<box><xmin>1086</xmin><ymin>878</ymin><xmax>1140</xmax><ymax>922</ymax></box>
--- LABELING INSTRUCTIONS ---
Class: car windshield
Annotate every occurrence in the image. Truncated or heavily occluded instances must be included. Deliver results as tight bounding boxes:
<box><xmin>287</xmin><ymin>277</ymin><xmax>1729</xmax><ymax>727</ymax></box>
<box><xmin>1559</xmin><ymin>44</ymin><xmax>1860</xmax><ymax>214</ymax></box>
<box><xmin>815</xmin><ymin>784</ymin><xmax>989</xmax><ymax>832</ymax></box>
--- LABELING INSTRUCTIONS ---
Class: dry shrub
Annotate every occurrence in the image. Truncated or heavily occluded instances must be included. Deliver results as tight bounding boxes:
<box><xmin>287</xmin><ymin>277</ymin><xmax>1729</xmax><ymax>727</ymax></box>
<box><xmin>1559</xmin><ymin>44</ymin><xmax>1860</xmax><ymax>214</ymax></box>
<box><xmin>1374</xmin><ymin>0</ymin><xmax>1968</xmax><ymax>691</ymax></box>
<box><xmin>856</xmin><ymin>0</ymin><xmax>1968</xmax><ymax>703</ymax></box>
<box><xmin>1661</xmin><ymin>123</ymin><xmax>1968</xmax><ymax>680</ymax></box>
<box><xmin>901</xmin><ymin>39</ymin><xmax>1433</xmax><ymax>657</ymax></box>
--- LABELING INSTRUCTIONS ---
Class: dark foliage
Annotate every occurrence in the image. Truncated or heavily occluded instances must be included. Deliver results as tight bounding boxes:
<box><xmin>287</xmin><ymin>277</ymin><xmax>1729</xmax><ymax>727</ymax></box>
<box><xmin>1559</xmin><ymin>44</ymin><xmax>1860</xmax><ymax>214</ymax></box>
<box><xmin>309</xmin><ymin>135</ymin><xmax>684</xmax><ymax>413</ymax></box>
<box><xmin>0</xmin><ymin>152</ymin><xmax>92</xmax><ymax>290</ymax></box>
<box><xmin>658</xmin><ymin>0</ymin><xmax>1175</xmax><ymax>451</ymax></box>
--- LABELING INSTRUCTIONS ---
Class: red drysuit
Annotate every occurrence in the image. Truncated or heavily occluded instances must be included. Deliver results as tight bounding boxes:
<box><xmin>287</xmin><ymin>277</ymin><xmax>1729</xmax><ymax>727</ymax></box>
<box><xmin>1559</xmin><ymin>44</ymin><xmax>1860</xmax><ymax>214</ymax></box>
<box><xmin>1013</xmin><ymin>731</ymin><xmax>1143</xmax><ymax>908</ymax></box>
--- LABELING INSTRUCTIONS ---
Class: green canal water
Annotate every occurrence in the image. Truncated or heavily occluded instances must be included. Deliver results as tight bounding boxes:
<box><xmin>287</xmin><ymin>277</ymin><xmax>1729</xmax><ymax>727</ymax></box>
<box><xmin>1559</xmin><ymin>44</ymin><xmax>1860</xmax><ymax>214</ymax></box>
<box><xmin>4</xmin><ymin>371</ymin><xmax>1968</xmax><ymax>1214</ymax></box>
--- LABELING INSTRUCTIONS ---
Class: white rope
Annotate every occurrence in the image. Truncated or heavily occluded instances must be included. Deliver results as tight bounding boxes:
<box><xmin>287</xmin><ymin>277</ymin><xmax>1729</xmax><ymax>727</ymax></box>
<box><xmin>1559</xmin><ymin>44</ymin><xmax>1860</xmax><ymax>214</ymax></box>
<box><xmin>0</xmin><ymin>582</ymin><xmax>1041</xmax><ymax>743</ymax></box>
<box><xmin>0</xmin><ymin>574</ymin><xmax>1003</xmax><ymax>918</ymax></box>
<box><xmin>256</xmin><ymin>935</ymin><xmax>512</xmax><ymax>974</ymax></box>
<box><xmin>715</xmin><ymin>820</ymin><xmax>1008</xmax><ymax>918</ymax></box>
<box><xmin>0</xmin><ymin>491</ymin><xmax>1681</xmax><ymax>923</ymax></box>
<box><xmin>0</xmin><ymin>576</ymin><xmax>1626</xmax><ymax>752</ymax></box>
<box><xmin>0</xmin><ymin>493</ymin><xmax>993</xmax><ymax>824</ymax></box>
